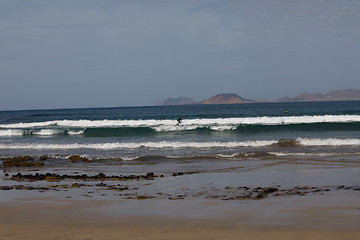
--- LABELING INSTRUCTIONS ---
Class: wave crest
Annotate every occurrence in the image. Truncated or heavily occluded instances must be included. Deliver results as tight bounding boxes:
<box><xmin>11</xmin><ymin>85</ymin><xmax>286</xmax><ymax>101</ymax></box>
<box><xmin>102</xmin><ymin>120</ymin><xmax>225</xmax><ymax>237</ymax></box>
<box><xmin>2</xmin><ymin>114</ymin><xmax>360</xmax><ymax>129</ymax></box>
<box><xmin>0</xmin><ymin>138</ymin><xmax>359</xmax><ymax>150</ymax></box>
<box><xmin>1</xmin><ymin>114</ymin><xmax>360</xmax><ymax>138</ymax></box>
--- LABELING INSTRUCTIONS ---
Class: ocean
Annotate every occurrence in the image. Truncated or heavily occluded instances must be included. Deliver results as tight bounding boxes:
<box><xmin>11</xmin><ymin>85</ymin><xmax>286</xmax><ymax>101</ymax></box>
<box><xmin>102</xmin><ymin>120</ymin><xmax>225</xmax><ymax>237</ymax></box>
<box><xmin>1</xmin><ymin>100</ymin><xmax>360</xmax><ymax>163</ymax></box>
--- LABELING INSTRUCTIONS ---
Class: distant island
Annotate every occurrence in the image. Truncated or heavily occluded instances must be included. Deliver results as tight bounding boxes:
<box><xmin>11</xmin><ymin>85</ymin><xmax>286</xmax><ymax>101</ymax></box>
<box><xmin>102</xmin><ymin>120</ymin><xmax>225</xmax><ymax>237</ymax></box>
<box><xmin>160</xmin><ymin>89</ymin><xmax>360</xmax><ymax>106</ymax></box>
<box><xmin>202</xmin><ymin>93</ymin><xmax>247</xmax><ymax>104</ymax></box>
<box><xmin>278</xmin><ymin>89</ymin><xmax>360</xmax><ymax>102</ymax></box>
<box><xmin>160</xmin><ymin>93</ymin><xmax>251</xmax><ymax>105</ymax></box>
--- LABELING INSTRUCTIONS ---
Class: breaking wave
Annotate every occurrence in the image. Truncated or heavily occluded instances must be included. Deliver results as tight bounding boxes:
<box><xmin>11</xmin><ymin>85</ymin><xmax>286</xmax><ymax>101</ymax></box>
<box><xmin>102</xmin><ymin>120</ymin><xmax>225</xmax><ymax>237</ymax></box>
<box><xmin>0</xmin><ymin>115</ymin><xmax>360</xmax><ymax>138</ymax></box>
<box><xmin>0</xmin><ymin>138</ymin><xmax>359</xmax><ymax>150</ymax></box>
<box><xmin>1</xmin><ymin>115</ymin><xmax>360</xmax><ymax>129</ymax></box>
<box><xmin>0</xmin><ymin>140</ymin><xmax>276</xmax><ymax>150</ymax></box>
<box><xmin>0</xmin><ymin>129</ymin><xmax>24</xmax><ymax>137</ymax></box>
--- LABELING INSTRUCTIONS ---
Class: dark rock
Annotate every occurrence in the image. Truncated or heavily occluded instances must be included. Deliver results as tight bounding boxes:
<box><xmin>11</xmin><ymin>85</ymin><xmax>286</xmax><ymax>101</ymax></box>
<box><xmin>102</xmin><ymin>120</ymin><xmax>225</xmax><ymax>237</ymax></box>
<box><xmin>106</xmin><ymin>186</ymin><xmax>129</xmax><ymax>191</ymax></box>
<box><xmin>137</xmin><ymin>195</ymin><xmax>151</xmax><ymax>200</ymax></box>
<box><xmin>45</xmin><ymin>175</ymin><xmax>62</xmax><ymax>182</ymax></box>
<box><xmin>95</xmin><ymin>183</ymin><xmax>107</xmax><ymax>187</ymax></box>
<box><xmin>172</xmin><ymin>172</ymin><xmax>183</xmax><ymax>177</ymax></box>
<box><xmin>11</xmin><ymin>172</ymin><xmax>159</xmax><ymax>182</ymax></box>
<box><xmin>72</xmin><ymin>183</ymin><xmax>82</xmax><ymax>188</ymax></box>
<box><xmin>2</xmin><ymin>156</ymin><xmax>44</xmax><ymax>168</ymax></box>
<box><xmin>263</xmin><ymin>187</ymin><xmax>278</xmax><ymax>194</ymax></box>
<box><xmin>295</xmin><ymin>186</ymin><xmax>312</xmax><ymax>190</ymax></box>
<box><xmin>144</xmin><ymin>172</ymin><xmax>155</xmax><ymax>180</ymax></box>
<box><xmin>96</xmin><ymin>173</ymin><xmax>106</xmax><ymax>180</ymax></box>
<box><xmin>39</xmin><ymin>155</ymin><xmax>49</xmax><ymax>161</ymax></box>
<box><xmin>68</xmin><ymin>155</ymin><xmax>93</xmax><ymax>163</ymax></box>
<box><xmin>252</xmin><ymin>191</ymin><xmax>267</xmax><ymax>200</ymax></box>
<box><xmin>235</xmin><ymin>193</ymin><xmax>252</xmax><ymax>199</ymax></box>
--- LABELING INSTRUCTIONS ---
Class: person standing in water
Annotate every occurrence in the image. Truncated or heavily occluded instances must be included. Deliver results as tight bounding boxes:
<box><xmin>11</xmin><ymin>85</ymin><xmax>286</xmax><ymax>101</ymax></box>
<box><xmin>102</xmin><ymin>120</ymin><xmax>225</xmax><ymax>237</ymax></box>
<box><xmin>177</xmin><ymin>117</ymin><xmax>182</xmax><ymax>125</ymax></box>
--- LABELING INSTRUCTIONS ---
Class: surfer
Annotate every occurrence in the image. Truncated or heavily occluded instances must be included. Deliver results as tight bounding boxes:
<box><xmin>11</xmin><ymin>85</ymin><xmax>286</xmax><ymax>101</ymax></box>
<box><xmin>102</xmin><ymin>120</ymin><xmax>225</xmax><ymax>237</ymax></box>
<box><xmin>177</xmin><ymin>117</ymin><xmax>182</xmax><ymax>125</ymax></box>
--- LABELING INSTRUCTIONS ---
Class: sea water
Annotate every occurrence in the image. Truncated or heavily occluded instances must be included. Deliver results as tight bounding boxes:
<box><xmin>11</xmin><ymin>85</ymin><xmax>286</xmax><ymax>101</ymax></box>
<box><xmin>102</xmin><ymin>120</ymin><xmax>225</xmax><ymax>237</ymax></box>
<box><xmin>1</xmin><ymin>101</ymin><xmax>360</xmax><ymax>163</ymax></box>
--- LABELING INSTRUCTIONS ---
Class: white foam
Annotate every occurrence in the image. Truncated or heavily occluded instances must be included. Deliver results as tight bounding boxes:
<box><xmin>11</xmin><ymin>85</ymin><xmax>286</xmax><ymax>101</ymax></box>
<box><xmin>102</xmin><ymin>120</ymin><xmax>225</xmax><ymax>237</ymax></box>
<box><xmin>210</xmin><ymin>125</ymin><xmax>238</xmax><ymax>131</ymax></box>
<box><xmin>297</xmin><ymin>138</ymin><xmax>360</xmax><ymax>146</ymax></box>
<box><xmin>121</xmin><ymin>156</ymin><xmax>138</xmax><ymax>161</ymax></box>
<box><xmin>68</xmin><ymin>130</ymin><xmax>84</xmax><ymax>135</ymax></box>
<box><xmin>0</xmin><ymin>129</ymin><xmax>24</xmax><ymax>137</ymax></box>
<box><xmin>152</xmin><ymin>125</ymin><xmax>199</xmax><ymax>132</ymax></box>
<box><xmin>33</xmin><ymin>129</ymin><xmax>61</xmax><ymax>136</ymax></box>
<box><xmin>1</xmin><ymin>115</ymin><xmax>360</xmax><ymax>131</ymax></box>
<box><xmin>216</xmin><ymin>153</ymin><xmax>238</xmax><ymax>158</ymax></box>
<box><xmin>269</xmin><ymin>152</ymin><xmax>343</xmax><ymax>157</ymax></box>
<box><xmin>1</xmin><ymin>138</ymin><xmax>359</xmax><ymax>150</ymax></box>
<box><xmin>0</xmin><ymin>120</ymin><xmax>59</xmax><ymax>129</ymax></box>
<box><xmin>0</xmin><ymin>140</ymin><xmax>277</xmax><ymax>150</ymax></box>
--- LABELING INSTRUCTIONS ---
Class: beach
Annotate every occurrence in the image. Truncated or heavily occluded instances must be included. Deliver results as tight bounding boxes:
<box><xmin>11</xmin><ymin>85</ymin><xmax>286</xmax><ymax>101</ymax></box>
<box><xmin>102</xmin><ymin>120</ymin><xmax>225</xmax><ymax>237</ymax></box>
<box><xmin>2</xmin><ymin>0</ymin><xmax>360</xmax><ymax>238</ymax></box>
<box><xmin>1</xmin><ymin>197</ymin><xmax>359</xmax><ymax>240</ymax></box>
<box><xmin>1</xmin><ymin>154</ymin><xmax>359</xmax><ymax>240</ymax></box>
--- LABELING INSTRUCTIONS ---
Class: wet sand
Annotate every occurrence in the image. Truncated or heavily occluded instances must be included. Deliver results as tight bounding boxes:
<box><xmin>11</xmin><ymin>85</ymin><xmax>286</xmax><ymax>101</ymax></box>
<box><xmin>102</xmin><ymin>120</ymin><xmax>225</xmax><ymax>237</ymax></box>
<box><xmin>1</xmin><ymin>155</ymin><xmax>360</xmax><ymax>239</ymax></box>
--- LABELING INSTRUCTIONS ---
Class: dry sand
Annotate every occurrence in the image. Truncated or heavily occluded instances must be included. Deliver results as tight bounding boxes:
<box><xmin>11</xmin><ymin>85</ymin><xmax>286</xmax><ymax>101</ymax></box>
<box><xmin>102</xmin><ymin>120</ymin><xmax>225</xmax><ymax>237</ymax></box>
<box><xmin>1</xmin><ymin>195</ymin><xmax>359</xmax><ymax>240</ymax></box>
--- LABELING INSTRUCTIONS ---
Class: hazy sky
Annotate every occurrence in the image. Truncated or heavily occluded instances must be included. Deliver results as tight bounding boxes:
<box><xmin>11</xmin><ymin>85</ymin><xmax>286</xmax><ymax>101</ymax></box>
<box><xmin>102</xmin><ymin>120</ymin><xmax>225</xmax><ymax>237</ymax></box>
<box><xmin>1</xmin><ymin>0</ymin><xmax>360</xmax><ymax>110</ymax></box>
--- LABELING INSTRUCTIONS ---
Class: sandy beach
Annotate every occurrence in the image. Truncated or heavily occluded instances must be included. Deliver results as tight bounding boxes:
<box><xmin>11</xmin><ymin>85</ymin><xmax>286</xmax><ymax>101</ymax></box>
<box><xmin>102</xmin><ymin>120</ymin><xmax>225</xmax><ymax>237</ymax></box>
<box><xmin>1</xmin><ymin>195</ymin><xmax>359</xmax><ymax>240</ymax></box>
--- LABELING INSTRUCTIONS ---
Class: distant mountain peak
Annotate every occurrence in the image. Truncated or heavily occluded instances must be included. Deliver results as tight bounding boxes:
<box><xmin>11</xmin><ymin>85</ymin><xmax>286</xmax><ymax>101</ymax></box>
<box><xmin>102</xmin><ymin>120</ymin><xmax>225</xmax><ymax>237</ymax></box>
<box><xmin>161</xmin><ymin>89</ymin><xmax>360</xmax><ymax>106</ymax></box>
<box><xmin>202</xmin><ymin>93</ymin><xmax>244</xmax><ymax>105</ymax></box>
<box><xmin>325</xmin><ymin>89</ymin><xmax>360</xmax><ymax>99</ymax></box>
<box><xmin>278</xmin><ymin>89</ymin><xmax>360</xmax><ymax>102</ymax></box>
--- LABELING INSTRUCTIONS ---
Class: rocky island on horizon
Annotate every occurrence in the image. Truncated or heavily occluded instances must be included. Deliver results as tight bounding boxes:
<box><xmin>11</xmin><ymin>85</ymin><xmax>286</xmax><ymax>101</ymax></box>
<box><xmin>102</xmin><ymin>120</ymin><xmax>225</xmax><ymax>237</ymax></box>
<box><xmin>278</xmin><ymin>89</ymin><xmax>360</xmax><ymax>102</ymax></box>
<box><xmin>160</xmin><ymin>89</ymin><xmax>360</xmax><ymax>106</ymax></box>
<box><xmin>202</xmin><ymin>93</ymin><xmax>247</xmax><ymax>105</ymax></box>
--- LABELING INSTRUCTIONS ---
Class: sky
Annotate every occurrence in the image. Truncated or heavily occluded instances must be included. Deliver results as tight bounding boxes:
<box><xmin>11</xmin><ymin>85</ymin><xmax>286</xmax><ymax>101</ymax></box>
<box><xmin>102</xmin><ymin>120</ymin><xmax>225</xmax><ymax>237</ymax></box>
<box><xmin>1</xmin><ymin>0</ymin><xmax>360</xmax><ymax>110</ymax></box>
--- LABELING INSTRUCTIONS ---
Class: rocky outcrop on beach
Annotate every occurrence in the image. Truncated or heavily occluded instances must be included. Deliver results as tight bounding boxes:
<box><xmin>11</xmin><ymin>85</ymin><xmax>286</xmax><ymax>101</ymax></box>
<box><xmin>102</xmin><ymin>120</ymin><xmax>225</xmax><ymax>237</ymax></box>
<box><xmin>2</xmin><ymin>170</ymin><xmax>360</xmax><ymax>200</ymax></box>
<box><xmin>1</xmin><ymin>155</ymin><xmax>94</xmax><ymax>168</ymax></box>
<box><xmin>10</xmin><ymin>172</ymin><xmax>159</xmax><ymax>182</ymax></box>
<box><xmin>1</xmin><ymin>156</ymin><xmax>45</xmax><ymax>168</ymax></box>
<box><xmin>1</xmin><ymin>155</ymin><xmax>360</xmax><ymax>201</ymax></box>
<box><xmin>68</xmin><ymin>155</ymin><xmax>94</xmax><ymax>163</ymax></box>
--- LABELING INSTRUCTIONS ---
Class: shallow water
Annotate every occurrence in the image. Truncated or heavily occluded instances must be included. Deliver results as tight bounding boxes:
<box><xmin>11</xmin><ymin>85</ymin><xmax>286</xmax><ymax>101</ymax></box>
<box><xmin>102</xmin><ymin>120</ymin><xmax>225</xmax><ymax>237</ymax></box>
<box><xmin>1</xmin><ymin>101</ymin><xmax>360</xmax><ymax>161</ymax></box>
<box><xmin>1</xmin><ymin>101</ymin><xmax>360</xmax><ymax>206</ymax></box>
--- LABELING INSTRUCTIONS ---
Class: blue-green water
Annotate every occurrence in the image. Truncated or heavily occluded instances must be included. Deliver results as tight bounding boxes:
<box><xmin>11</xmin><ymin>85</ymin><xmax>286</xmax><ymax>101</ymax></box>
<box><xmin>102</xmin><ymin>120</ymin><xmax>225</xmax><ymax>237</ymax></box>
<box><xmin>1</xmin><ymin>101</ymin><xmax>360</xmax><ymax>161</ymax></box>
